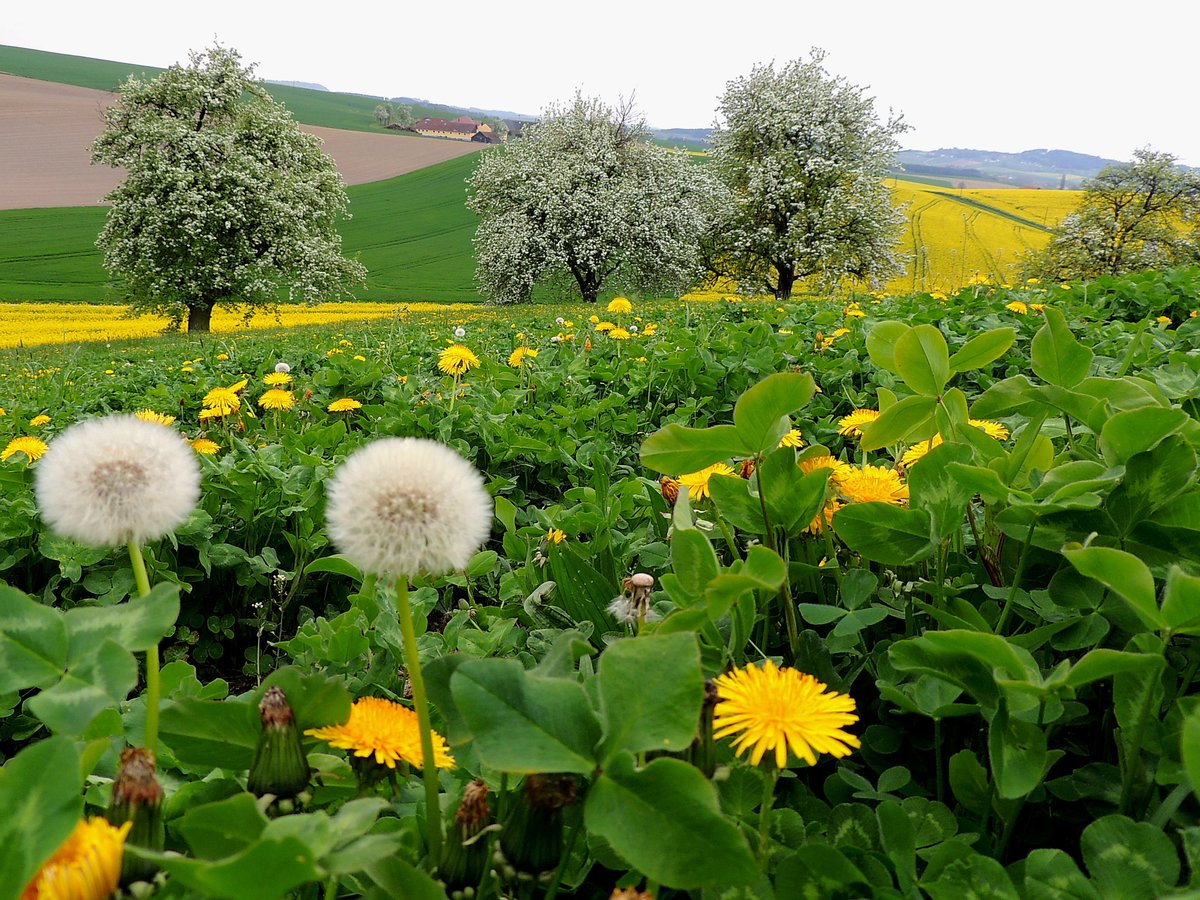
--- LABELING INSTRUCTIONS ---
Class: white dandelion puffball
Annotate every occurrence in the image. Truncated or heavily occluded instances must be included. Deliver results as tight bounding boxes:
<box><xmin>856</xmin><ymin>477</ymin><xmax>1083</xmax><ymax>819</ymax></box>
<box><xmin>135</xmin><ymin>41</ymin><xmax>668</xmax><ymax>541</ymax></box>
<box><xmin>326</xmin><ymin>437</ymin><xmax>493</xmax><ymax>577</ymax></box>
<box><xmin>35</xmin><ymin>415</ymin><xmax>202</xmax><ymax>547</ymax></box>
<box><xmin>453</xmin><ymin>326</ymin><xmax>467</xmax><ymax>338</ymax></box>
<box><xmin>275</xmin><ymin>362</ymin><xmax>291</xmax><ymax>373</ymax></box>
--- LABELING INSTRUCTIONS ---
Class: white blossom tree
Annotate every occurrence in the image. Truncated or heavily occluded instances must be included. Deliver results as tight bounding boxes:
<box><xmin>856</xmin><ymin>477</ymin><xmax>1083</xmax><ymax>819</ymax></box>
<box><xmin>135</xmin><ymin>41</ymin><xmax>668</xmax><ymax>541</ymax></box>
<box><xmin>91</xmin><ymin>44</ymin><xmax>366</xmax><ymax>332</ymax></box>
<box><xmin>467</xmin><ymin>94</ymin><xmax>723</xmax><ymax>304</ymax></box>
<box><xmin>707</xmin><ymin>51</ymin><xmax>908</xmax><ymax>299</ymax></box>
<box><xmin>1027</xmin><ymin>149</ymin><xmax>1200</xmax><ymax>280</ymax></box>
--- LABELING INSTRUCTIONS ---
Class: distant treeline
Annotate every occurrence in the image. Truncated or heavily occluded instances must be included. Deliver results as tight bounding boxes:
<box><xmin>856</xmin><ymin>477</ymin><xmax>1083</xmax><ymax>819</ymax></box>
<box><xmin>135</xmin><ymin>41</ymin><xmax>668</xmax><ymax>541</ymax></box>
<box><xmin>900</xmin><ymin>163</ymin><xmax>985</xmax><ymax>178</ymax></box>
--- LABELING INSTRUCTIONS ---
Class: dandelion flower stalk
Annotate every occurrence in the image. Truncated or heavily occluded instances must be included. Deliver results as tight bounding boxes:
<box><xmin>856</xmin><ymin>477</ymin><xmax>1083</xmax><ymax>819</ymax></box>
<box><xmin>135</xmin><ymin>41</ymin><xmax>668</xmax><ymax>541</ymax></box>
<box><xmin>395</xmin><ymin>575</ymin><xmax>445</xmax><ymax>868</ymax></box>
<box><xmin>127</xmin><ymin>538</ymin><xmax>161</xmax><ymax>756</ymax></box>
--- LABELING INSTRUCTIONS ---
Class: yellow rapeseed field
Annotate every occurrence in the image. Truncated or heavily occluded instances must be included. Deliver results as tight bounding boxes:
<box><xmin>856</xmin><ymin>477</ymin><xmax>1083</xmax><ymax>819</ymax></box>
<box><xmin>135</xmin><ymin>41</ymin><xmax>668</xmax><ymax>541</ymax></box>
<box><xmin>885</xmin><ymin>179</ymin><xmax>1083</xmax><ymax>292</ymax></box>
<box><xmin>0</xmin><ymin>302</ymin><xmax>479</xmax><ymax>350</ymax></box>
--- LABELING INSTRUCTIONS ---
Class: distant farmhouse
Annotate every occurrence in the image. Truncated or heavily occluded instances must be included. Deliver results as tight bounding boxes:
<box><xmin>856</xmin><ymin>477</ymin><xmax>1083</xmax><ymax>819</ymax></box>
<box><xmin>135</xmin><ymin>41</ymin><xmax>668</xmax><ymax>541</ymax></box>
<box><xmin>400</xmin><ymin>115</ymin><xmax>501</xmax><ymax>143</ymax></box>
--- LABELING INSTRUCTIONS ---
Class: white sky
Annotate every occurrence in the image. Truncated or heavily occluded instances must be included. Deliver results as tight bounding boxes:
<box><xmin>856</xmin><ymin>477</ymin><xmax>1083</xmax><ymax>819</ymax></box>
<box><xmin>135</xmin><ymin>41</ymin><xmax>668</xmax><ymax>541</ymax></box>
<box><xmin>8</xmin><ymin>0</ymin><xmax>1199</xmax><ymax>165</ymax></box>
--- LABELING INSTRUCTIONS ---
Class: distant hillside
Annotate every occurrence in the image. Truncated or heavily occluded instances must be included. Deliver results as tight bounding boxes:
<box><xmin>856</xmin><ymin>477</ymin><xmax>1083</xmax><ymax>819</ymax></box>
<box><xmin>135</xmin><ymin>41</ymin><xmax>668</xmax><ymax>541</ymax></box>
<box><xmin>896</xmin><ymin>147</ymin><xmax>1125</xmax><ymax>189</ymax></box>
<box><xmin>269</xmin><ymin>80</ymin><xmax>329</xmax><ymax>92</ymax></box>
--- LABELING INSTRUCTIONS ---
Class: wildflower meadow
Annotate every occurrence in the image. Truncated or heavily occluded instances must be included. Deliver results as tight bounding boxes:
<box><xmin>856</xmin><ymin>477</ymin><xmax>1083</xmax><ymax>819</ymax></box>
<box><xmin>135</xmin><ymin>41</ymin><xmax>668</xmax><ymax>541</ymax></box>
<box><xmin>2</xmin><ymin>270</ymin><xmax>1200</xmax><ymax>899</ymax></box>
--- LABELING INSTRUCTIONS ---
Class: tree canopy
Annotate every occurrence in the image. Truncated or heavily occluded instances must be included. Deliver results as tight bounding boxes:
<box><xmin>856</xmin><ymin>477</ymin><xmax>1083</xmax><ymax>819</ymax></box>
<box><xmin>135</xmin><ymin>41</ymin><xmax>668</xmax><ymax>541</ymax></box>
<box><xmin>467</xmin><ymin>94</ymin><xmax>722</xmax><ymax>304</ymax></box>
<box><xmin>91</xmin><ymin>44</ymin><xmax>366</xmax><ymax>332</ymax></box>
<box><xmin>707</xmin><ymin>51</ymin><xmax>908</xmax><ymax>300</ymax></box>
<box><xmin>1028</xmin><ymin>148</ymin><xmax>1200</xmax><ymax>281</ymax></box>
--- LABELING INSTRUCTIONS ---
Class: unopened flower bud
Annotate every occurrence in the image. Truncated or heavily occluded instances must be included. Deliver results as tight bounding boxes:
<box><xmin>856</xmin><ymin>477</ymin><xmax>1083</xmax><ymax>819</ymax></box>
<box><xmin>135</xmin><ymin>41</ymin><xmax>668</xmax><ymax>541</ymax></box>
<box><xmin>739</xmin><ymin>459</ymin><xmax>756</xmax><ymax>480</ymax></box>
<box><xmin>442</xmin><ymin>778</ymin><xmax>493</xmax><ymax>888</ymax></box>
<box><xmin>501</xmin><ymin>774</ymin><xmax>578</xmax><ymax>874</ymax></box>
<box><xmin>660</xmin><ymin>476</ymin><xmax>679</xmax><ymax>506</ymax></box>
<box><xmin>247</xmin><ymin>686</ymin><xmax>310</xmax><ymax>801</ymax></box>
<box><xmin>106</xmin><ymin>746</ymin><xmax>164</xmax><ymax>885</ymax></box>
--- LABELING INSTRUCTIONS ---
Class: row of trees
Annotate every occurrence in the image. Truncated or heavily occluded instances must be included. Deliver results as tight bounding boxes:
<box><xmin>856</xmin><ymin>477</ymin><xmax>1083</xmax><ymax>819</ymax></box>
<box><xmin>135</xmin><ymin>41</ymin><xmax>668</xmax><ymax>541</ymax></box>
<box><xmin>468</xmin><ymin>51</ymin><xmax>909</xmax><ymax>305</ymax></box>
<box><xmin>90</xmin><ymin>44</ymin><xmax>1197</xmax><ymax>330</ymax></box>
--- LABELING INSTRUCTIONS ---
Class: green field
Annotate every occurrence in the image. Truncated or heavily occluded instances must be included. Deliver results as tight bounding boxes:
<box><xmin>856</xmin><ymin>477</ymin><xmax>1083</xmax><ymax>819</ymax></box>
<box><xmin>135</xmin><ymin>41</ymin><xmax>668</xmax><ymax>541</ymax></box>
<box><xmin>0</xmin><ymin>44</ymin><xmax>461</xmax><ymax>136</ymax></box>
<box><xmin>0</xmin><ymin>154</ymin><xmax>484</xmax><ymax>303</ymax></box>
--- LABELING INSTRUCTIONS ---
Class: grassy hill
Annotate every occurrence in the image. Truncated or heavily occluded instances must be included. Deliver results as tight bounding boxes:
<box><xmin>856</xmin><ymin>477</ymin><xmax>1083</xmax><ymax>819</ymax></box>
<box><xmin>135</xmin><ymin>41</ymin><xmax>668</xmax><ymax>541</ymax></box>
<box><xmin>0</xmin><ymin>154</ymin><xmax>484</xmax><ymax>303</ymax></box>
<box><xmin>0</xmin><ymin>44</ymin><xmax>456</xmax><ymax>136</ymax></box>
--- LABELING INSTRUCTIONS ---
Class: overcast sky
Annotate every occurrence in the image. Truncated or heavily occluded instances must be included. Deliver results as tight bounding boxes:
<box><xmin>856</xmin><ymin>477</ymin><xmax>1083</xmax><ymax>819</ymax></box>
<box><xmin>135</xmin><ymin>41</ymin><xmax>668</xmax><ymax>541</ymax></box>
<box><xmin>8</xmin><ymin>0</ymin><xmax>1198</xmax><ymax>165</ymax></box>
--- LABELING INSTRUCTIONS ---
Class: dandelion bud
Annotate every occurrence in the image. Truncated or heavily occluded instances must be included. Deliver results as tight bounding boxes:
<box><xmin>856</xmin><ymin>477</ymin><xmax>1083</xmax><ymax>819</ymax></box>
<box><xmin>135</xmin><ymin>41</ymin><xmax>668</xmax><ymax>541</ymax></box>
<box><xmin>659</xmin><ymin>476</ymin><xmax>680</xmax><ymax>506</ymax></box>
<box><xmin>441</xmin><ymin>779</ymin><xmax>493</xmax><ymax>888</ymax></box>
<box><xmin>501</xmin><ymin>774</ymin><xmax>578</xmax><ymax>874</ymax></box>
<box><xmin>739</xmin><ymin>458</ymin><xmax>756</xmax><ymax>480</ymax></box>
<box><xmin>247</xmin><ymin>686</ymin><xmax>311</xmax><ymax>801</ymax></box>
<box><xmin>106</xmin><ymin>747</ymin><xmax>164</xmax><ymax>885</ymax></box>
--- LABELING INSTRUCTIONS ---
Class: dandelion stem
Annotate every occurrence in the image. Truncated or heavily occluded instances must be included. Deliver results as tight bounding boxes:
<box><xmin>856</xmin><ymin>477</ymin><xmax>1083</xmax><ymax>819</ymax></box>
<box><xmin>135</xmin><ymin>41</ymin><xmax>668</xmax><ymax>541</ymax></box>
<box><xmin>396</xmin><ymin>576</ymin><xmax>444</xmax><ymax>868</ymax></box>
<box><xmin>758</xmin><ymin>765</ymin><xmax>779</xmax><ymax>867</ymax></box>
<box><xmin>127</xmin><ymin>540</ymin><xmax>160</xmax><ymax>757</ymax></box>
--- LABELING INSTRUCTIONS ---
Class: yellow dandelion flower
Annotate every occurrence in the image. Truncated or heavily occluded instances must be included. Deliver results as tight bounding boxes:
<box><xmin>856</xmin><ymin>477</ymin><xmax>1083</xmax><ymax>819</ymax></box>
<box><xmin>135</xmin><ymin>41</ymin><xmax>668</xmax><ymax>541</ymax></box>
<box><xmin>263</xmin><ymin>372</ymin><xmax>292</xmax><ymax>387</ymax></box>
<box><xmin>1061</xmin><ymin>283</ymin><xmax>1073</xmax><ymax>290</ymax></box>
<box><xmin>438</xmin><ymin>344</ymin><xmax>480</xmax><ymax>376</ymax></box>
<box><xmin>642</xmin><ymin>323</ymin><xmax>658</xmax><ymax>336</ymax></box>
<box><xmin>198</xmin><ymin>408</ymin><xmax>227</xmax><ymax>421</ymax></box>
<box><xmin>228</xmin><ymin>378</ymin><xmax>249</xmax><ymax>393</ymax></box>
<box><xmin>508</xmin><ymin>347</ymin><xmax>538</xmax><ymax>368</ymax></box>
<box><xmin>258</xmin><ymin>389</ymin><xmax>295</xmax><ymax>411</ymax></box>
<box><xmin>353</xmin><ymin>355</ymin><xmax>367</xmax><ymax>362</ymax></box>
<box><xmin>546</xmin><ymin>528</ymin><xmax>566</xmax><ymax>545</ymax></box>
<box><xmin>135</xmin><ymin>409</ymin><xmax>176</xmax><ymax>427</ymax></box>
<box><xmin>838</xmin><ymin>465</ymin><xmax>909</xmax><ymax>505</ymax></box>
<box><xmin>328</xmin><ymin>398</ymin><xmax>363</xmax><ymax>413</ymax></box>
<box><xmin>589</xmin><ymin>315</ymin><xmax>600</xmax><ymax>324</ymax></box>
<box><xmin>202</xmin><ymin>386</ymin><xmax>240</xmax><ymax>415</ymax></box>
<box><xmin>607</xmin><ymin>297</ymin><xmax>633</xmax><ymax>315</ymax></box>
<box><xmin>1157</xmin><ymin>315</ymin><xmax>1172</xmax><ymax>325</ymax></box>
<box><xmin>806</xmin><ymin>500</ymin><xmax>842</xmax><ymax>535</ymax></box>
<box><xmin>900</xmin><ymin>435</ymin><xmax>943</xmax><ymax>470</ymax></box>
<box><xmin>798</xmin><ymin>454</ymin><xmax>852</xmax><ymax>485</ymax></box>
<box><xmin>832</xmin><ymin>328</ymin><xmax>851</xmax><ymax>338</ymax></box>
<box><xmin>969</xmin><ymin>418</ymin><xmax>1010</xmax><ymax>440</ymax></box>
<box><xmin>2</xmin><ymin>435</ymin><xmax>49</xmax><ymax>462</ymax></box>
<box><xmin>0</xmin><ymin>407</ymin><xmax>6</xmax><ymax>416</ymax></box>
<box><xmin>837</xmin><ymin>409</ymin><xmax>880</xmax><ymax>437</ymax></box>
<box><xmin>191</xmin><ymin>438</ymin><xmax>220</xmax><ymax>455</ymax></box>
<box><xmin>608</xmin><ymin>327</ymin><xmax>632</xmax><ymax>340</ymax></box>
<box><xmin>713</xmin><ymin>658</ymin><xmax>860</xmax><ymax>768</ymax></box>
<box><xmin>1029</xmin><ymin>303</ymin><xmax>1045</xmax><ymax>313</ymax></box>
<box><xmin>677</xmin><ymin>463</ymin><xmax>736</xmax><ymax>501</ymax></box>
<box><xmin>22</xmin><ymin>817</ymin><xmax>131</xmax><ymax>900</ymax></box>
<box><xmin>1026</xmin><ymin>277</ymin><xmax>1041</xmax><ymax>285</ymax></box>
<box><xmin>778</xmin><ymin>429</ymin><xmax>806</xmax><ymax>448</ymax></box>
<box><xmin>595</xmin><ymin>321</ymin><xmax>616</xmax><ymax>333</ymax></box>
<box><xmin>844</xmin><ymin>308</ymin><xmax>867</xmax><ymax>318</ymax></box>
<box><xmin>30</xmin><ymin>414</ymin><xmax>51</xmax><ymax>427</ymax></box>
<box><xmin>216</xmin><ymin>352</ymin><xmax>230</xmax><ymax>361</ymax></box>
<box><xmin>327</xmin><ymin>348</ymin><xmax>344</xmax><ymax>357</ymax></box>
<box><xmin>305</xmin><ymin>696</ymin><xmax>455</xmax><ymax>770</ymax></box>
<box><xmin>1006</xmin><ymin>301</ymin><xmax>1029</xmax><ymax>315</ymax></box>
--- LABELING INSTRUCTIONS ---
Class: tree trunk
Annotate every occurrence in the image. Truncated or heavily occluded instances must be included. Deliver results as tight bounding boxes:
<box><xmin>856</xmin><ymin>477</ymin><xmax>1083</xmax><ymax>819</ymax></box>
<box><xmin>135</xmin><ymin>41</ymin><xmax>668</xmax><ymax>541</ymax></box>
<box><xmin>775</xmin><ymin>265</ymin><xmax>796</xmax><ymax>301</ymax></box>
<box><xmin>187</xmin><ymin>302</ymin><xmax>215</xmax><ymax>333</ymax></box>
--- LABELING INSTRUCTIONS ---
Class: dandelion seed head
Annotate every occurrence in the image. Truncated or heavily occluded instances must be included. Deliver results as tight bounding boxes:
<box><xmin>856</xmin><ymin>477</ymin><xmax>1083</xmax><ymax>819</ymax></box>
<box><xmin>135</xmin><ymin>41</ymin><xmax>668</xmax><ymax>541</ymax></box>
<box><xmin>326</xmin><ymin>437</ymin><xmax>492</xmax><ymax>576</ymax></box>
<box><xmin>35</xmin><ymin>415</ymin><xmax>201</xmax><ymax>546</ymax></box>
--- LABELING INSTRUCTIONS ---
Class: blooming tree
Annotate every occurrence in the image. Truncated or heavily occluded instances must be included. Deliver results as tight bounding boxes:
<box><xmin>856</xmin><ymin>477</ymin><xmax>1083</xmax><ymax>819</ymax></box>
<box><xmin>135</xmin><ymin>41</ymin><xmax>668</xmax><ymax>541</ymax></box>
<box><xmin>91</xmin><ymin>44</ymin><xmax>366</xmax><ymax>332</ymax></box>
<box><xmin>467</xmin><ymin>94</ymin><xmax>723</xmax><ymax>304</ymax></box>
<box><xmin>707</xmin><ymin>51</ymin><xmax>908</xmax><ymax>299</ymax></box>
<box><xmin>1027</xmin><ymin>148</ymin><xmax>1200</xmax><ymax>280</ymax></box>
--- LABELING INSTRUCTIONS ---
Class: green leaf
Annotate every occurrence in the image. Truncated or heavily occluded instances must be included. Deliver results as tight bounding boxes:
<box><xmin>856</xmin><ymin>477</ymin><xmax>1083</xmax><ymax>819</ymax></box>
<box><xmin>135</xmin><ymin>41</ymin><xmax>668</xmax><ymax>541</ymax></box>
<box><xmin>833</xmin><ymin>503</ymin><xmax>935</xmax><ymax>565</ymax></box>
<box><xmin>732</xmin><ymin>372</ymin><xmax>815</xmax><ymax>454</ymax></box>
<box><xmin>758</xmin><ymin>448</ymin><xmax>828</xmax><ymax>534</ymax></box>
<box><xmin>28</xmin><ymin>638</ymin><xmax>137</xmax><ymax>735</ymax></box>
<box><xmin>160</xmin><ymin>697</ymin><xmax>261</xmax><ymax>770</ymax></box>
<box><xmin>972</xmin><ymin>375</ymin><xmax>1046</xmax><ymax>419</ymax></box>
<box><xmin>256</xmin><ymin>667</ymin><xmax>352</xmax><ymax>735</ymax></box>
<box><xmin>585</xmin><ymin>753</ymin><xmax>757</xmax><ymax>889</ymax></box>
<box><xmin>1031</xmin><ymin>307</ymin><xmax>1092</xmax><ymax>388</ymax></box>
<box><xmin>0</xmin><ymin>737</ymin><xmax>82</xmax><ymax>900</ymax></box>
<box><xmin>596</xmin><ymin>633</ymin><xmax>704</xmax><ymax>762</ymax></box>
<box><xmin>62</xmin><ymin>582</ymin><xmax>179</xmax><ymax>658</ymax></box>
<box><xmin>1107</xmin><ymin>436</ymin><xmax>1197</xmax><ymax>536</ymax></box>
<box><xmin>946</xmin><ymin>462</ymin><xmax>1011</xmax><ymax>504</ymax></box>
<box><xmin>926</xmin><ymin>854</ymin><xmax>1020</xmax><ymax>900</ymax></box>
<box><xmin>1099</xmin><ymin>407</ymin><xmax>1189</xmax><ymax>466</ymax></box>
<box><xmin>671</xmin><ymin>523</ymin><xmax>721</xmax><ymax>601</ymax></box>
<box><xmin>948</xmin><ymin>750</ymin><xmax>990</xmax><ymax>817</ymax></box>
<box><xmin>989</xmin><ymin>706</ymin><xmax>1056</xmax><ymax>799</ymax></box>
<box><xmin>909</xmin><ymin>443</ymin><xmax>974</xmax><ymax>539</ymax></box>
<box><xmin>450</xmin><ymin>659</ymin><xmax>600</xmax><ymax>774</ymax></box>
<box><xmin>1080</xmin><ymin>815</ymin><xmax>1180</xmax><ymax>899</ymax></box>
<box><xmin>1182</xmin><ymin>707</ymin><xmax>1200</xmax><ymax>806</ymax></box>
<box><xmin>866</xmin><ymin>320</ymin><xmax>911</xmax><ymax>374</ymax></box>
<box><xmin>0</xmin><ymin>584</ymin><xmax>68</xmax><ymax>694</ymax></box>
<box><xmin>137</xmin><ymin>837</ymin><xmax>320</xmax><ymax>900</ymax></box>
<box><xmin>303</xmin><ymin>555</ymin><xmax>364</xmax><ymax>582</ymax></box>
<box><xmin>177</xmin><ymin>793</ymin><xmax>268</xmax><ymax>859</ymax></box>
<box><xmin>1061</xmin><ymin>546</ymin><xmax>1164</xmax><ymax>632</ymax></box>
<box><xmin>775</xmin><ymin>845</ymin><xmax>869</xmax><ymax>898</ymax></box>
<box><xmin>895</xmin><ymin>324</ymin><xmax>951</xmax><ymax>395</ymax></box>
<box><xmin>1021</xmin><ymin>848</ymin><xmax>1100</xmax><ymax>900</ymax></box>
<box><xmin>949</xmin><ymin>327</ymin><xmax>1016</xmax><ymax>373</ymax></box>
<box><xmin>1066</xmin><ymin>649</ymin><xmax>1165</xmax><ymax>689</ymax></box>
<box><xmin>639</xmin><ymin>423</ymin><xmax>743</xmax><ymax>476</ymax></box>
<box><xmin>363</xmin><ymin>856</ymin><xmax>448</xmax><ymax>900</ymax></box>
<box><xmin>1162</xmin><ymin>566</ymin><xmax>1200</xmax><ymax>635</ymax></box>
<box><xmin>860</xmin><ymin>395</ymin><xmax>937</xmax><ymax>452</ymax></box>
<box><xmin>877</xmin><ymin>801</ymin><xmax>917</xmax><ymax>894</ymax></box>
<box><xmin>708</xmin><ymin>472</ymin><xmax>768</xmax><ymax>534</ymax></box>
